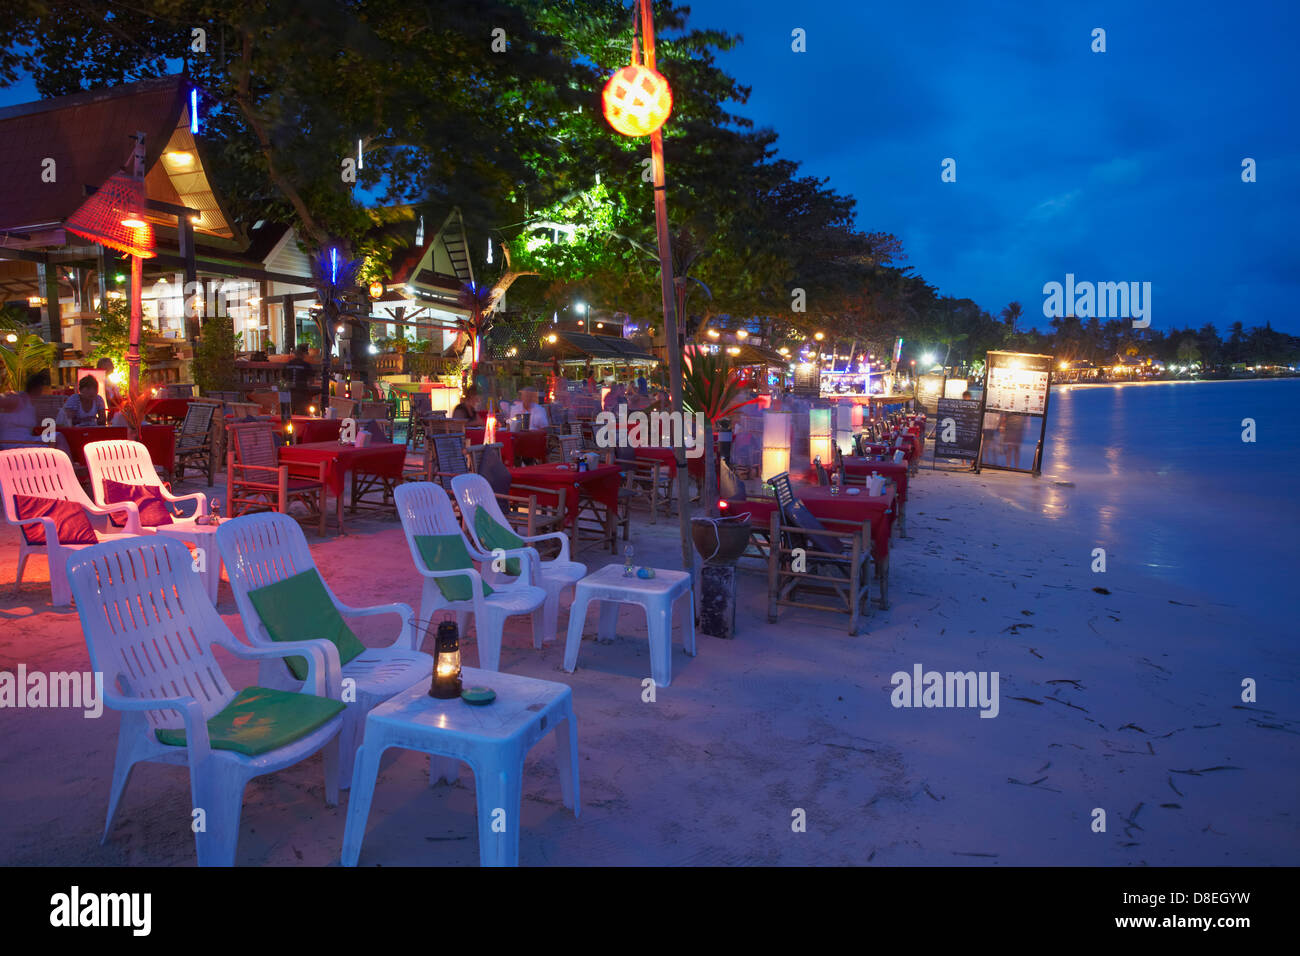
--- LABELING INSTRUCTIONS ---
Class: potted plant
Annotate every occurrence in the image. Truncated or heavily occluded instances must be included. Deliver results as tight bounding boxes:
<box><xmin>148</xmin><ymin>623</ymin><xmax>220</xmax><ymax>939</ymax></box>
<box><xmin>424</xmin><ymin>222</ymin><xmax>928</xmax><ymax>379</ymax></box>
<box><xmin>681</xmin><ymin>349</ymin><xmax>760</xmax><ymax>519</ymax></box>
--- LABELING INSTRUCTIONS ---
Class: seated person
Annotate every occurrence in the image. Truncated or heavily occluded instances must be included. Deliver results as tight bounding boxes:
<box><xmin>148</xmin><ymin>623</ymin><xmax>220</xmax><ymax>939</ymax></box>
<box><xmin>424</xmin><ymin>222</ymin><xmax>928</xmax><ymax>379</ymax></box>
<box><xmin>1</xmin><ymin>370</ymin><xmax>71</xmax><ymax>453</ymax></box>
<box><xmin>451</xmin><ymin>385</ymin><xmax>484</xmax><ymax>426</ymax></box>
<box><xmin>58</xmin><ymin>375</ymin><xmax>107</xmax><ymax>426</ymax></box>
<box><xmin>508</xmin><ymin>387</ymin><xmax>550</xmax><ymax>430</ymax></box>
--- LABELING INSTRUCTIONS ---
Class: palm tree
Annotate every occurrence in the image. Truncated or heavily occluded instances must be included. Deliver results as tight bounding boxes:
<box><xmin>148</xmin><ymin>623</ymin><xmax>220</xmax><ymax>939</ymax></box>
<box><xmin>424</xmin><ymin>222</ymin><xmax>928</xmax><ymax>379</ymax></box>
<box><xmin>0</xmin><ymin>333</ymin><xmax>57</xmax><ymax>393</ymax></box>
<box><xmin>1000</xmin><ymin>301</ymin><xmax>1023</xmax><ymax>339</ymax></box>
<box><xmin>309</xmin><ymin>245</ymin><xmax>363</xmax><ymax>410</ymax></box>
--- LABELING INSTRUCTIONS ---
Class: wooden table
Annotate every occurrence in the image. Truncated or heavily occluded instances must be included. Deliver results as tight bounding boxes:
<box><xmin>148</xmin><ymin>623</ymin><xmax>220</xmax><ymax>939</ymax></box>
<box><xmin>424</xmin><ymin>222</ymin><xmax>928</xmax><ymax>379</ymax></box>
<box><xmin>465</xmin><ymin>427</ymin><xmax>548</xmax><ymax>466</ymax></box>
<box><xmin>280</xmin><ymin>441</ymin><xmax>407</xmax><ymax>533</ymax></box>
<box><xmin>507</xmin><ymin>462</ymin><xmax>623</xmax><ymax>553</ymax></box>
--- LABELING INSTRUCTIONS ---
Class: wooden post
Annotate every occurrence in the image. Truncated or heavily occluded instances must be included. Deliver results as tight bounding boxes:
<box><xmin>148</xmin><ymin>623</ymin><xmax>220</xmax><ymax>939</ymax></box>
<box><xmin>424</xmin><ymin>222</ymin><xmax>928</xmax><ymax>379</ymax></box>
<box><xmin>281</xmin><ymin>294</ymin><xmax>295</xmax><ymax>351</ymax></box>
<box><xmin>640</xmin><ymin>0</ymin><xmax>694</xmax><ymax>582</ymax></box>
<box><xmin>36</xmin><ymin>257</ymin><xmax>62</xmax><ymax>345</ymax></box>
<box><xmin>179</xmin><ymin>215</ymin><xmax>200</xmax><ymax>343</ymax></box>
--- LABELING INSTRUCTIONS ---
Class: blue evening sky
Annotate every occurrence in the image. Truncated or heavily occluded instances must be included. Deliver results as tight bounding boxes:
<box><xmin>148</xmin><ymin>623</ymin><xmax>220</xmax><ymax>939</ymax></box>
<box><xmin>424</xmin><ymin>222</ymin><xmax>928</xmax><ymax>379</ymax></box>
<box><xmin>689</xmin><ymin>0</ymin><xmax>1300</xmax><ymax>334</ymax></box>
<box><xmin>2</xmin><ymin>1</ymin><xmax>1296</xmax><ymax>334</ymax></box>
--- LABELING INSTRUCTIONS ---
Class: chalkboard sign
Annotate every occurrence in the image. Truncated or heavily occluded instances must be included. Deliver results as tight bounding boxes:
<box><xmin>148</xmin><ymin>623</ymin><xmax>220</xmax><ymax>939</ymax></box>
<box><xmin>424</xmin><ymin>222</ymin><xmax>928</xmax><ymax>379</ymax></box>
<box><xmin>935</xmin><ymin>397</ymin><xmax>982</xmax><ymax>461</ymax></box>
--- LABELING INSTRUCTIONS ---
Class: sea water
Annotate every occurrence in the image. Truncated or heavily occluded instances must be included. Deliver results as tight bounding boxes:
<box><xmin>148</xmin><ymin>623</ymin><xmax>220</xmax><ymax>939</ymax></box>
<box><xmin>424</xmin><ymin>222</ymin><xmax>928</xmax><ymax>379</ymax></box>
<box><xmin>1018</xmin><ymin>379</ymin><xmax>1300</xmax><ymax>614</ymax></box>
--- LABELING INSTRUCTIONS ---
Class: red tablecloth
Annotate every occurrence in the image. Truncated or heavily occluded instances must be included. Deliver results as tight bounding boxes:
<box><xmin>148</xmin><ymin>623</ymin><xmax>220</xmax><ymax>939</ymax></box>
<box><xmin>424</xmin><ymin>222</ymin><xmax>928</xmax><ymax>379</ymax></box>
<box><xmin>722</xmin><ymin>484</ymin><xmax>895</xmax><ymax>561</ymax></box>
<box><xmin>145</xmin><ymin>397</ymin><xmax>192</xmax><ymax>421</ymax></box>
<box><xmin>139</xmin><ymin>423</ymin><xmax>176</xmax><ymax>474</ymax></box>
<box><xmin>615</xmin><ymin>444</ymin><xmax>719</xmax><ymax>481</ymax></box>
<box><xmin>291</xmin><ymin>417</ymin><xmax>343</xmax><ymax>444</ymax></box>
<box><xmin>507</xmin><ymin>463</ymin><xmax>622</xmax><ymax>527</ymax></box>
<box><xmin>57</xmin><ymin>426</ymin><xmax>129</xmax><ymax>466</ymax></box>
<box><xmin>803</xmin><ymin>458</ymin><xmax>908</xmax><ymax>503</ymax></box>
<box><xmin>280</xmin><ymin>441</ymin><xmax>407</xmax><ymax>495</ymax></box>
<box><xmin>465</xmin><ymin>428</ymin><xmax>549</xmax><ymax>466</ymax></box>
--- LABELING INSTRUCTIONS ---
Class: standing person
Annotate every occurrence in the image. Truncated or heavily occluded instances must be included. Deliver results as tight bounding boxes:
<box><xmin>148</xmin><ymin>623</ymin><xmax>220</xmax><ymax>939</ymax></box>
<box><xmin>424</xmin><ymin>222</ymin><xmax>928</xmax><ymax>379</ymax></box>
<box><xmin>1001</xmin><ymin>411</ymin><xmax>1025</xmax><ymax>469</ymax></box>
<box><xmin>57</xmin><ymin>375</ymin><xmax>107</xmax><ymax>426</ymax></box>
<box><xmin>509</xmin><ymin>386</ymin><xmax>550</xmax><ymax>430</ymax></box>
<box><xmin>636</xmin><ymin>371</ymin><xmax>647</xmax><ymax>396</ymax></box>
<box><xmin>96</xmin><ymin>358</ymin><xmax>122</xmax><ymax>410</ymax></box>
<box><xmin>451</xmin><ymin>385</ymin><xmax>484</xmax><ymax>426</ymax></box>
<box><xmin>282</xmin><ymin>344</ymin><xmax>313</xmax><ymax>415</ymax></box>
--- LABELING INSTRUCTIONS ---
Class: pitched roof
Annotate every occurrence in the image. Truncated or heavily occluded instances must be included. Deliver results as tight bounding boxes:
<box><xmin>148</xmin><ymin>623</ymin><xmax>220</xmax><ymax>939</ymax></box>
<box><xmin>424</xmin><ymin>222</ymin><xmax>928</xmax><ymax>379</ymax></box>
<box><xmin>548</xmin><ymin>330</ymin><xmax>656</xmax><ymax>363</ymax></box>
<box><xmin>0</xmin><ymin>76</ymin><xmax>190</xmax><ymax>235</ymax></box>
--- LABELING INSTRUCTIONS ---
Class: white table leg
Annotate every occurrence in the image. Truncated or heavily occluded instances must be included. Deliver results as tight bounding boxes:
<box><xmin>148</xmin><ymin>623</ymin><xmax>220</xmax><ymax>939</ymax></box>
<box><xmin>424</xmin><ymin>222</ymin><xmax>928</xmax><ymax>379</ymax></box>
<box><xmin>554</xmin><ymin>704</ymin><xmax>580</xmax><ymax>816</ymax></box>
<box><xmin>474</xmin><ymin>756</ymin><xmax>525</xmax><ymax>867</ymax></box>
<box><xmin>597</xmin><ymin>599</ymin><xmax>619</xmax><ymax>641</ymax></box>
<box><xmin>562</xmin><ymin>589</ymin><xmax>591</xmax><ymax>673</ymax></box>
<box><xmin>341</xmin><ymin>741</ymin><xmax>385</xmax><ymax>866</ymax></box>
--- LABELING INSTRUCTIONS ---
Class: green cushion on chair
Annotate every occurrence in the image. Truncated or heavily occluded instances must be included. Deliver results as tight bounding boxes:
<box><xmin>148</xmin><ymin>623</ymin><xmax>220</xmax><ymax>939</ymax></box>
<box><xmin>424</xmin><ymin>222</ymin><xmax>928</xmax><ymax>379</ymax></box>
<box><xmin>248</xmin><ymin>569</ymin><xmax>368</xmax><ymax>680</ymax></box>
<box><xmin>474</xmin><ymin>508</ymin><xmax>525</xmax><ymax>576</ymax></box>
<box><xmin>414</xmin><ymin>534</ymin><xmax>495</xmax><ymax>602</ymax></box>
<box><xmin>155</xmin><ymin>686</ymin><xmax>344</xmax><ymax>756</ymax></box>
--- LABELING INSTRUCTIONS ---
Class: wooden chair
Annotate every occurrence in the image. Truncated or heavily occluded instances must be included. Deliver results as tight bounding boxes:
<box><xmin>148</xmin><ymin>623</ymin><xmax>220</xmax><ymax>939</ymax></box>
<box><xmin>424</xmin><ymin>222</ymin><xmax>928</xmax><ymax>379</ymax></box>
<box><xmin>173</xmin><ymin>400</ymin><xmax>217</xmax><ymax>486</ymax></box>
<box><xmin>357</xmin><ymin>401</ymin><xmax>391</xmax><ymax>423</ymax></box>
<box><xmin>766</xmin><ymin>495</ymin><xmax>875</xmax><ymax>636</ymax></box>
<box><xmin>429</xmin><ymin>432</ymin><xmax>469</xmax><ymax>491</ymax></box>
<box><xmin>226</xmin><ymin>422</ymin><xmax>327</xmax><ymax>536</ymax></box>
<box><xmin>329</xmin><ymin>396</ymin><xmax>358</xmax><ymax>420</ymax></box>
<box><xmin>556</xmin><ymin>434</ymin><xmax>583</xmax><ymax>464</ymax></box>
<box><xmin>613</xmin><ymin>446</ymin><xmax>669</xmax><ymax>523</ymax></box>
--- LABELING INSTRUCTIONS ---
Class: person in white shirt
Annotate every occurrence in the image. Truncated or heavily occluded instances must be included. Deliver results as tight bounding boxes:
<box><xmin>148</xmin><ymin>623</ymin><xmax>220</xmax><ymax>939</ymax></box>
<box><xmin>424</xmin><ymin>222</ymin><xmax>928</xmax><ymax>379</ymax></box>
<box><xmin>508</xmin><ymin>387</ymin><xmax>550</xmax><ymax>429</ymax></box>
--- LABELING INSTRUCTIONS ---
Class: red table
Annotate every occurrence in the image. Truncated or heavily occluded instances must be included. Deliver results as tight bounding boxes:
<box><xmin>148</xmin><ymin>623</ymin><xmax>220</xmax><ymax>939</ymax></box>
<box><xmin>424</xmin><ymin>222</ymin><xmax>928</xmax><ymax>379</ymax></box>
<box><xmin>721</xmin><ymin>483</ymin><xmax>896</xmax><ymax>563</ymax></box>
<box><xmin>57</xmin><ymin>426</ymin><xmax>128</xmax><ymax>466</ymax></box>
<box><xmin>291</xmin><ymin>417</ymin><xmax>343</xmax><ymax>444</ymax></box>
<box><xmin>145</xmin><ymin>397</ymin><xmax>192</xmax><ymax>421</ymax></box>
<box><xmin>139</xmin><ymin>423</ymin><xmax>176</xmax><ymax>477</ymax></box>
<box><xmin>465</xmin><ymin>428</ymin><xmax>549</xmax><ymax>466</ymax></box>
<box><xmin>806</xmin><ymin>457</ymin><xmax>908</xmax><ymax>535</ymax></box>
<box><xmin>280</xmin><ymin>440</ymin><xmax>407</xmax><ymax>533</ymax></box>
<box><xmin>616</xmin><ymin>444</ymin><xmax>719</xmax><ymax>482</ymax></box>
<box><xmin>507</xmin><ymin>462</ymin><xmax>623</xmax><ymax>549</ymax></box>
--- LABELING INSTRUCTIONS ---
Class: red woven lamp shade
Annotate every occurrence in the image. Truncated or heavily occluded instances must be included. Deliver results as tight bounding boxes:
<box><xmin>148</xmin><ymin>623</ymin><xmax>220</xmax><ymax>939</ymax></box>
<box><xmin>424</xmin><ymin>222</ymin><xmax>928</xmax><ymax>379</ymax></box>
<box><xmin>602</xmin><ymin>63</ymin><xmax>672</xmax><ymax>138</ymax></box>
<box><xmin>65</xmin><ymin>170</ymin><xmax>156</xmax><ymax>258</ymax></box>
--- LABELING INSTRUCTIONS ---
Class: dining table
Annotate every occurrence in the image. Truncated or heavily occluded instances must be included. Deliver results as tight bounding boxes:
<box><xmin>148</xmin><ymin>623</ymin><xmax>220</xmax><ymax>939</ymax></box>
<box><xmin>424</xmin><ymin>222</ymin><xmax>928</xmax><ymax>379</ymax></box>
<box><xmin>145</xmin><ymin>397</ymin><xmax>193</xmax><ymax>422</ymax></box>
<box><xmin>507</xmin><ymin>462</ymin><xmax>623</xmax><ymax>552</ymax></box>
<box><xmin>290</xmin><ymin>416</ymin><xmax>343</xmax><ymax>444</ymax></box>
<box><xmin>804</xmin><ymin>457</ymin><xmax>908</xmax><ymax>536</ymax></box>
<box><xmin>720</xmin><ymin>483</ymin><xmax>896</xmax><ymax>568</ymax></box>
<box><xmin>279</xmin><ymin>440</ymin><xmax>407</xmax><ymax>533</ymax></box>
<box><xmin>465</xmin><ymin>427</ymin><xmax>548</xmax><ymax>466</ymax></box>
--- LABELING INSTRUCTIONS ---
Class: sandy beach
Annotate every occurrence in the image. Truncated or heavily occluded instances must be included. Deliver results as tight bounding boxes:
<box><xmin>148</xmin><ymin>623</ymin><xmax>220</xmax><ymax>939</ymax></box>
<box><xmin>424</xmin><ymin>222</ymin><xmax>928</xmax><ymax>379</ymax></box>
<box><xmin>1</xmin><ymin>463</ymin><xmax>1296</xmax><ymax>866</ymax></box>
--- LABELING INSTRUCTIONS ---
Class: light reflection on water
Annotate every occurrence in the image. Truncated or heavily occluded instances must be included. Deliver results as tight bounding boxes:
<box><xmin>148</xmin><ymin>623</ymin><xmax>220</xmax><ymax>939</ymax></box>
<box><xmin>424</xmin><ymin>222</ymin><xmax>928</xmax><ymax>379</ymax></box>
<box><xmin>1029</xmin><ymin>380</ymin><xmax>1300</xmax><ymax>609</ymax></box>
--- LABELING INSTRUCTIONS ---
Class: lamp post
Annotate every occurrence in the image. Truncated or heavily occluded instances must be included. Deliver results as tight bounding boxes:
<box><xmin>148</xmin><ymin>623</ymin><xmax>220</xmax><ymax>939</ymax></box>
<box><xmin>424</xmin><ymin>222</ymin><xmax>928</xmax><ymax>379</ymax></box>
<box><xmin>602</xmin><ymin>0</ymin><xmax>692</xmax><ymax>577</ymax></box>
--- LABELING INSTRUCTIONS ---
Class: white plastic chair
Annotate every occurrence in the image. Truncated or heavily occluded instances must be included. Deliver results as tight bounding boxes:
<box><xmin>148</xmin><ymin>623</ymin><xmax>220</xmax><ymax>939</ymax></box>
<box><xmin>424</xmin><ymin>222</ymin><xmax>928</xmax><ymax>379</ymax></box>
<box><xmin>216</xmin><ymin>511</ymin><xmax>432</xmax><ymax>789</ymax></box>
<box><xmin>452</xmin><ymin>473</ymin><xmax>586</xmax><ymax>643</ymax></box>
<box><xmin>0</xmin><ymin>446</ymin><xmax>141</xmax><ymax>606</ymax></box>
<box><xmin>65</xmin><ymin>535</ymin><xmax>344</xmax><ymax>866</ymax></box>
<box><xmin>394</xmin><ymin>482</ymin><xmax>547</xmax><ymax>672</ymax></box>
<box><xmin>85</xmin><ymin>439</ymin><xmax>209</xmax><ymax>533</ymax></box>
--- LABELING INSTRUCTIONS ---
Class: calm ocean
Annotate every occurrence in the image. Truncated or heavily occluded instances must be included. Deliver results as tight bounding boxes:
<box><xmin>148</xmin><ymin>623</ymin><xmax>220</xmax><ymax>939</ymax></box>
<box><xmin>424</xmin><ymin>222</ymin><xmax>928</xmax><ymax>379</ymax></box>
<box><xmin>1009</xmin><ymin>379</ymin><xmax>1300</xmax><ymax>614</ymax></box>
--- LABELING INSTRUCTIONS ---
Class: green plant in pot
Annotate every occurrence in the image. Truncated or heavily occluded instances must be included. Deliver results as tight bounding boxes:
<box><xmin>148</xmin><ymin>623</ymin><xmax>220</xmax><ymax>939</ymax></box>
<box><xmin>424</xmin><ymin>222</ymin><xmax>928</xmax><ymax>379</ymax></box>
<box><xmin>192</xmin><ymin>316</ymin><xmax>238</xmax><ymax>396</ymax></box>
<box><xmin>681</xmin><ymin>349</ymin><xmax>760</xmax><ymax>519</ymax></box>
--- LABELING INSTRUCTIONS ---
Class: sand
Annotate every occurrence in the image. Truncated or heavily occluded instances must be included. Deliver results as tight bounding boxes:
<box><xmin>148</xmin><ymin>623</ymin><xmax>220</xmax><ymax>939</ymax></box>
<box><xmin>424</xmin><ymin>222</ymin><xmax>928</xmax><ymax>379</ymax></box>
<box><xmin>1</xmin><ymin>462</ymin><xmax>1296</xmax><ymax>866</ymax></box>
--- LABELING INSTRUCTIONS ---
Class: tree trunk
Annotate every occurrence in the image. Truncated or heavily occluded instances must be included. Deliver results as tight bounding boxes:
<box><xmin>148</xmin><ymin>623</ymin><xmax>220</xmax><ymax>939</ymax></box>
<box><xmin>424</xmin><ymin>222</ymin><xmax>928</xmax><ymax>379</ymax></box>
<box><xmin>702</xmin><ymin>418</ymin><xmax>718</xmax><ymax>517</ymax></box>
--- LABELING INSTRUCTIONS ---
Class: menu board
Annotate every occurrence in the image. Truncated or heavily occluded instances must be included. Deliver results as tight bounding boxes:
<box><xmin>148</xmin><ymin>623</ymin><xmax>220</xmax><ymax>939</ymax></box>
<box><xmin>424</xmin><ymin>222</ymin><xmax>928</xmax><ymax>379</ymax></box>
<box><xmin>934</xmin><ymin>398</ymin><xmax>982</xmax><ymax>461</ymax></box>
<box><xmin>916</xmin><ymin>374</ymin><xmax>945</xmax><ymax>413</ymax></box>
<box><xmin>984</xmin><ymin>352</ymin><xmax>1052</xmax><ymax>414</ymax></box>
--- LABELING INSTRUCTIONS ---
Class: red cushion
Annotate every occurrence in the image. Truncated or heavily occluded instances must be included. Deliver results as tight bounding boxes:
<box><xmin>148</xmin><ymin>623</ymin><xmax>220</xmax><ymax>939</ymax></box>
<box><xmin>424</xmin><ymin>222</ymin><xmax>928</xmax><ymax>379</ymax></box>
<box><xmin>103</xmin><ymin>479</ymin><xmax>175</xmax><ymax>528</ymax></box>
<box><xmin>13</xmin><ymin>495</ymin><xmax>98</xmax><ymax>546</ymax></box>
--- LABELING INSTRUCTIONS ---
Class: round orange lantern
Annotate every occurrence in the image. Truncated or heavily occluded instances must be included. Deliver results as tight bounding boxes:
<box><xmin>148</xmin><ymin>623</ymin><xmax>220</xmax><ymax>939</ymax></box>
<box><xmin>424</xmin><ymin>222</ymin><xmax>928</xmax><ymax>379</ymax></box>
<box><xmin>602</xmin><ymin>63</ymin><xmax>672</xmax><ymax>138</ymax></box>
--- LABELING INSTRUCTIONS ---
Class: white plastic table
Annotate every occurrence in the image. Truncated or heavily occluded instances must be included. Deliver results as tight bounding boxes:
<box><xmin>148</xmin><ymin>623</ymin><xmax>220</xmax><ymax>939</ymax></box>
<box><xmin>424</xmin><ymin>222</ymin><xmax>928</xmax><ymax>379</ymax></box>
<box><xmin>563</xmin><ymin>565</ymin><xmax>696</xmax><ymax>687</ymax></box>
<box><xmin>341</xmin><ymin>667</ymin><xmax>579</xmax><ymax>867</ymax></box>
<box><xmin>153</xmin><ymin>522</ymin><xmax>225</xmax><ymax>603</ymax></box>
